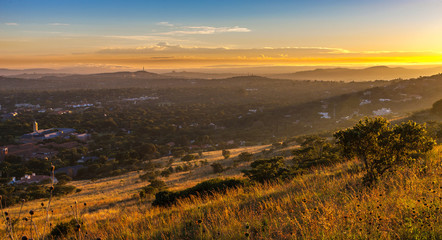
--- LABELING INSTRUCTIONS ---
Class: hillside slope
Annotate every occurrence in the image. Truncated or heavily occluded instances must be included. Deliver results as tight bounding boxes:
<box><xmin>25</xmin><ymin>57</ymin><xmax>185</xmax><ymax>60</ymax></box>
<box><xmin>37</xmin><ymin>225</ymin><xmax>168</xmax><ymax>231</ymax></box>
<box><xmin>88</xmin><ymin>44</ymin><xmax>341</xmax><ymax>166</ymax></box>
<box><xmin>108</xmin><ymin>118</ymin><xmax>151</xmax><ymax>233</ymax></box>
<box><xmin>2</xmin><ymin>144</ymin><xmax>440</xmax><ymax>239</ymax></box>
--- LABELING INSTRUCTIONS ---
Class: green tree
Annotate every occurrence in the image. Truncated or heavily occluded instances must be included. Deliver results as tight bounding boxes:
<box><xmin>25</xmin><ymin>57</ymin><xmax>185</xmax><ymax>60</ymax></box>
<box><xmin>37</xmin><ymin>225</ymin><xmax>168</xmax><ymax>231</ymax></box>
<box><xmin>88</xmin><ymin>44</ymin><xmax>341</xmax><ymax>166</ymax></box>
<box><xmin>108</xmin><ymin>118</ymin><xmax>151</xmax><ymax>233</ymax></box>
<box><xmin>334</xmin><ymin>117</ymin><xmax>435</xmax><ymax>184</ymax></box>
<box><xmin>242</xmin><ymin>156</ymin><xmax>290</xmax><ymax>183</ymax></box>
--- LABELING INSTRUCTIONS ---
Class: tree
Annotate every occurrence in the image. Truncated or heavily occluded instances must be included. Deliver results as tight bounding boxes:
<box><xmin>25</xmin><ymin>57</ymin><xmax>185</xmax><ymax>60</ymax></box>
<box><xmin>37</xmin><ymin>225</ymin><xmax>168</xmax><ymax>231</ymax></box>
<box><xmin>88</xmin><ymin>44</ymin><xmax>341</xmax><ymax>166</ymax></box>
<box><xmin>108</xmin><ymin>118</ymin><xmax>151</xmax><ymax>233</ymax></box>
<box><xmin>181</xmin><ymin>154</ymin><xmax>196</xmax><ymax>162</ymax></box>
<box><xmin>292</xmin><ymin>135</ymin><xmax>340</xmax><ymax>168</ymax></box>
<box><xmin>334</xmin><ymin>117</ymin><xmax>435</xmax><ymax>184</ymax></box>
<box><xmin>222</xmin><ymin>149</ymin><xmax>230</xmax><ymax>159</ymax></box>
<box><xmin>211</xmin><ymin>162</ymin><xmax>224</xmax><ymax>174</ymax></box>
<box><xmin>242</xmin><ymin>156</ymin><xmax>290</xmax><ymax>183</ymax></box>
<box><xmin>237</xmin><ymin>152</ymin><xmax>253</xmax><ymax>162</ymax></box>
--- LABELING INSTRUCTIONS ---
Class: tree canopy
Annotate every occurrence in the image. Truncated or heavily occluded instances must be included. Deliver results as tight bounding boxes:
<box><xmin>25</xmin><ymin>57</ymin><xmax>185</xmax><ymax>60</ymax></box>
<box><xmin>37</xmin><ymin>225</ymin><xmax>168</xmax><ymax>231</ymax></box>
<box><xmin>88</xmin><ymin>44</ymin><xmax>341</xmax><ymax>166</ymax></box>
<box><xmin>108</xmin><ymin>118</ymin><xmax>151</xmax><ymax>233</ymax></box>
<box><xmin>334</xmin><ymin>117</ymin><xmax>435</xmax><ymax>184</ymax></box>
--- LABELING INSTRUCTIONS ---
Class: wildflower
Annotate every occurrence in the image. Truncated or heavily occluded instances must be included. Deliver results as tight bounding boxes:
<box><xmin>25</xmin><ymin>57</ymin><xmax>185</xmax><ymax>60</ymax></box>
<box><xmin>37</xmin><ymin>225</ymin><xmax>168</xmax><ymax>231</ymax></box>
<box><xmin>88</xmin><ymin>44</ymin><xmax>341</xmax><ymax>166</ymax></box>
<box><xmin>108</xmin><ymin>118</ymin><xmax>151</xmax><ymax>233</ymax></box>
<box><xmin>21</xmin><ymin>237</ymin><xmax>28</xmax><ymax>240</ymax></box>
<box><xmin>29</xmin><ymin>210</ymin><xmax>34</xmax><ymax>216</ymax></box>
<box><xmin>41</xmin><ymin>203</ymin><xmax>44</xmax><ymax>207</ymax></box>
<box><xmin>245</xmin><ymin>232</ymin><xmax>250</xmax><ymax>237</ymax></box>
<box><xmin>4</xmin><ymin>212</ymin><xmax>8</xmax><ymax>216</ymax></box>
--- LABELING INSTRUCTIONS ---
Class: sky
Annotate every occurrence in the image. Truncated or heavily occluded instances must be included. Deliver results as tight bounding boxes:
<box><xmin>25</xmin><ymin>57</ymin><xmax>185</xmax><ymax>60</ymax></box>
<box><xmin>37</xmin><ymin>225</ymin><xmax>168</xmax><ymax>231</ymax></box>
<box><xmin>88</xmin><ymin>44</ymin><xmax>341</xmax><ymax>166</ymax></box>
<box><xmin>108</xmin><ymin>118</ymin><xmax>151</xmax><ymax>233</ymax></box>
<box><xmin>2</xmin><ymin>0</ymin><xmax>442</xmax><ymax>70</ymax></box>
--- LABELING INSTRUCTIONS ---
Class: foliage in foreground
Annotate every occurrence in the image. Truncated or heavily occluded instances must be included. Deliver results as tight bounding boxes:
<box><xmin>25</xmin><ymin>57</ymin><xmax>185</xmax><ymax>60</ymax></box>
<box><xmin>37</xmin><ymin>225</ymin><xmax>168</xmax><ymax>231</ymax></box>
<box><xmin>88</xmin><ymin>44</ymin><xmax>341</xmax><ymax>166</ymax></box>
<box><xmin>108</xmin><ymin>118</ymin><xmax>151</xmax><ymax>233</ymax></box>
<box><xmin>335</xmin><ymin>117</ymin><xmax>435</xmax><ymax>184</ymax></box>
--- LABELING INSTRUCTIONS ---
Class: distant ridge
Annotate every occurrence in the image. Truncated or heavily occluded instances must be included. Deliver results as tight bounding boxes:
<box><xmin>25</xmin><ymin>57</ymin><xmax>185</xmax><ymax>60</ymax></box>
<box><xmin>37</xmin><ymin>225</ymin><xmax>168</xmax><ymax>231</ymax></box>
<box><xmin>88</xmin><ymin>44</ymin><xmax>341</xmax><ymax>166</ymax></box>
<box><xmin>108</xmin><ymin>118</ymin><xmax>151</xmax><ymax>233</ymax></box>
<box><xmin>2</xmin><ymin>66</ymin><xmax>442</xmax><ymax>82</ymax></box>
<box><xmin>268</xmin><ymin>66</ymin><xmax>442</xmax><ymax>81</ymax></box>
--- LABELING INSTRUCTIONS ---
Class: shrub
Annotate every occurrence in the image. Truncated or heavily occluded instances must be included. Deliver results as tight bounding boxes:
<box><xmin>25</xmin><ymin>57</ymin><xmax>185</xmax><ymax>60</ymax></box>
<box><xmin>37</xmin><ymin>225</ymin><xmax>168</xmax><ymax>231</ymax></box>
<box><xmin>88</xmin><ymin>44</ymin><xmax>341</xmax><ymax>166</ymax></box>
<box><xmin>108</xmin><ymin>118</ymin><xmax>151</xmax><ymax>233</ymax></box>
<box><xmin>222</xmin><ymin>149</ymin><xmax>230</xmax><ymax>159</ymax></box>
<box><xmin>211</xmin><ymin>162</ymin><xmax>224</xmax><ymax>174</ymax></box>
<box><xmin>237</xmin><ymin>152</ymin><xmax>253</xmax><ymax>162</ymax></box>
<box><xmin>242</xmin><ymin>156</ymin><xmax>291</xmax><ymax>183</ymax></box>
<box><xmin>152</xmin><ymin>178</ymin><xmax>247</xmax><ymax>207</ymax></box>
<box><xmin>49</xmin><ymin>219</ymin><xmax>81</xmax><ymax>239</ymax></box>
<box><xmin>181</xmin><ymin>154</ymin><xmax>196</xmax><ymax>162</ymax></box>
<box><xmin>140</xmin><ymin>179</ymin><xmax>167</xmax><ymax>196</ymax></box>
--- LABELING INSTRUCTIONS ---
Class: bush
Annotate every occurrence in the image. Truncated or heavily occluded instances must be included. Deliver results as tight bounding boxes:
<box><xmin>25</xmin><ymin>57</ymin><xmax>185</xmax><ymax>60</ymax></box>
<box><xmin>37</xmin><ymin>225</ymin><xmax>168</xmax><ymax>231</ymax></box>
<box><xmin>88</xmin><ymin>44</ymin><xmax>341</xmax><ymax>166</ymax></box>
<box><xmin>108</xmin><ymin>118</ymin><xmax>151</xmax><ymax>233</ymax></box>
<box><xmin>140</xmin><ymin>179</ymin><xmax>167</xmax><ymax>196</ymax></box>
<box><xmin>237</xmin><ymin>152</ymin><xmax>253</xmax><ymax>162</ymax></box>
<box><xmin>242</xmin><ymin>156</ymin><xmax>291</xmax><ymax>183</ymax></box>
<box><xmin>181</xmin><ymin>154</ymin><xmax>196</xmax><ymax>162</ymax></box>
<box><xmin>222</xmin><ymin>149</ymin><xmax>230</xmax><ymax>159</ymax></box>
<box><xmin>211</xmin><ymin>162</ymin><xmax>224</xmax><ymax>173</ymax></box>
<box><xmin>152</xmin><ymin>178</ymin><xmax>247</xmax><ymax>207</ymax></box>
<box><xmin>50</xmin><ymin>219</ymin><xmax>81</xmax><ymax>239</ymax></box>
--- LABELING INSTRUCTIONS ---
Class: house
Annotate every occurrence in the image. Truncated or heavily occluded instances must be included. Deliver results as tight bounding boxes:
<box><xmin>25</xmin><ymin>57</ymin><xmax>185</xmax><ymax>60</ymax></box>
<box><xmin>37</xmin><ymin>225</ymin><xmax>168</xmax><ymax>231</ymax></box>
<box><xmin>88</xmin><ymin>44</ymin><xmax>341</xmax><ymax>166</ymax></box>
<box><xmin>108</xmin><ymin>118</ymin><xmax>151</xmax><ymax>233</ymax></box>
<box><xmin>318</xmin><ymin>112</ymin><xmax>331</xmax><ymax>119</ymax></box>
<box><xmin>360</xmin><ymin>99</ymin><xmax>371</xmax><ymax>105</ymax></box>
<box><xmin>10</xmin><ymin>173</ymin><xmax>58</xmax><ymax>185</ymax></box>
<box><xmin>373</xmin><ymin>108</ymin><xmax>392</xmax><ymax>116</ymax></box>
<box><xmin>21</xmin><ymin>121</ymin><xmax>76</xmax><ymax>142</ymax></box>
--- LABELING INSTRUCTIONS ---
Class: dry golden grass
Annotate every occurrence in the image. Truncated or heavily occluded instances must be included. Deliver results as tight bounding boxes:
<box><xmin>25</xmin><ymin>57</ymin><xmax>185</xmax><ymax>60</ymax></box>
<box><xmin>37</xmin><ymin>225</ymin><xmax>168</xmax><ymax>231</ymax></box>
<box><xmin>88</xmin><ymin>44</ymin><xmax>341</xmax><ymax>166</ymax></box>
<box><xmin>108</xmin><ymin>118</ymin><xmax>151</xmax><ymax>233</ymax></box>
<box><xmin>2</xmin><ymin>145</ymin><xmax>441</xmax><ymax>239</ymax></box>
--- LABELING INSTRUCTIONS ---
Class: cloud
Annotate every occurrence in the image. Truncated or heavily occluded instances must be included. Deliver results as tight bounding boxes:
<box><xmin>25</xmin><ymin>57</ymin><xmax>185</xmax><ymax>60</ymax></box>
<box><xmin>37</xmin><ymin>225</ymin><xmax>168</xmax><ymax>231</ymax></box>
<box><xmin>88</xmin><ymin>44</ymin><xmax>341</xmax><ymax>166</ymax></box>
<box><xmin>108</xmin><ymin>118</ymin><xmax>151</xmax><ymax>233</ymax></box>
<box><xmin>97</xmin><ymin>43</ymin><xmax>345</xmax><ymax>59</ymax></box>
<box><xmin>157</xmin><ymin>22</ymin><xmax>174</xmax><ymax>27</ymax></box>
<box><xmin>161</xmin><ymin>25</ymin><xmax>251</xmax><ymax>35</ymax></box>
<box><xmin>48</xmin><ymin>23</ymin><xmax>70</xmax><ymax>26</ymax></box>
<box><xmin>106</xmin><ymin>35</ymin><xmax>156</xmax><ymax>41</ymax></box>
<box><xmin>5</xmin><ymin>22</ymin><xmax>18</xmax><ymax>26</ymax></box>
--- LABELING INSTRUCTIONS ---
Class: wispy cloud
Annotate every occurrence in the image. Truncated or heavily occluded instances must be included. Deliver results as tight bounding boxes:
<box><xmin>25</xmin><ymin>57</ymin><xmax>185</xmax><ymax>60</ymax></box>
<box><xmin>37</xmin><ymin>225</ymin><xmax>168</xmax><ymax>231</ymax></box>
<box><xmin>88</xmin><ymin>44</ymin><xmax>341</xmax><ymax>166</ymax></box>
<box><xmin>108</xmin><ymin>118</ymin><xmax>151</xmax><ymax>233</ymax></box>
<box><xmin>161</xmin><ymin>26</ymin><xmax>251</xmax><ymax>35</ymax></box>
<box><xmin>97</xmin><ymin>43</ymin><xmax>345</xmax><ymax>58</ymax></box>
<box><xmin>5</xmin><ymin>22</ymin><xmax>18</xmax><ymax>26</ymax></box>
<box><xmin>157</xmin><ymin>21</ymin><xmax>174</xmax><ymax>27</ymax></box>
<box><xmin>48</xmin><ymin>23</ymin><xmax>70</xmax><ymax>26</ymax></box>
<box><xmin>107</xmin><ymin>35</ymin><xmax>156</xmax><ymax>41</ymax></box>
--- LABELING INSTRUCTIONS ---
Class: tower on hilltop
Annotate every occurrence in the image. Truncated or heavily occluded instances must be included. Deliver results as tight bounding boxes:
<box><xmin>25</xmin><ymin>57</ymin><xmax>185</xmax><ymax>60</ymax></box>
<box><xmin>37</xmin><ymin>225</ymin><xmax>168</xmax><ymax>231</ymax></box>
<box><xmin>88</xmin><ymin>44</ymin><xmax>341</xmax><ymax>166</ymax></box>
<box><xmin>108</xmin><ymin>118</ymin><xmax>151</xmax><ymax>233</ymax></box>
<box><xmin>33</xmin><ymin>121</ymin><xmax>38</xmax><ymax>132</ymax></box>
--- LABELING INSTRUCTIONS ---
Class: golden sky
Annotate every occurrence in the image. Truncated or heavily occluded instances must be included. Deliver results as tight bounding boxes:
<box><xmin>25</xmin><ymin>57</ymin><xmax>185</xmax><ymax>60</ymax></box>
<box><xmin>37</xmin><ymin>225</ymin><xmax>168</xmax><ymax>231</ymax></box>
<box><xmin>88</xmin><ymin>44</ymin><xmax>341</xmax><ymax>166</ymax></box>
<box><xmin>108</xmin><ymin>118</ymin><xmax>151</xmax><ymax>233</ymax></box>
<box><xmin>2</xmin><ymin>0</ymin><xmax>442</xmax><ymax>70</ymax></box>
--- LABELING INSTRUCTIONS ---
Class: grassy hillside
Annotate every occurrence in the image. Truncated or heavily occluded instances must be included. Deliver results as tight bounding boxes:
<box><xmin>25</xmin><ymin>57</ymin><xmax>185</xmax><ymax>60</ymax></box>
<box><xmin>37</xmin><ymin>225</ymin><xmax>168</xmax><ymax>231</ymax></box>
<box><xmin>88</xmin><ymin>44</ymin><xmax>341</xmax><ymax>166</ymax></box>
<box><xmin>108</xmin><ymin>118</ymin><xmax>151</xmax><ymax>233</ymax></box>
<box><xmin>1</xmin><ymin>143</ymin><xmax>440</xmax><ymax>239</ymax></box>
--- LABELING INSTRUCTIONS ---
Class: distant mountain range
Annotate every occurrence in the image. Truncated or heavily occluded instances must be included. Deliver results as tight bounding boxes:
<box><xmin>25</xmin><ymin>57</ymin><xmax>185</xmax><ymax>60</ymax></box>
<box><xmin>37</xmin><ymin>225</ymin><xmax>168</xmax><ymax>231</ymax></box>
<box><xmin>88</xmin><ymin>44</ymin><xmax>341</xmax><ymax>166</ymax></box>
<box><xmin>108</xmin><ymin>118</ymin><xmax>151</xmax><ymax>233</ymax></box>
<box><xmin>2</xmin><ymin>66</ymin><xmax>442</xmax><ymax>82</ymax></box>
<box><xmin>267</xmin><ymin>66</ymin><xmax>442</xmax><ymax>81</ymax></box>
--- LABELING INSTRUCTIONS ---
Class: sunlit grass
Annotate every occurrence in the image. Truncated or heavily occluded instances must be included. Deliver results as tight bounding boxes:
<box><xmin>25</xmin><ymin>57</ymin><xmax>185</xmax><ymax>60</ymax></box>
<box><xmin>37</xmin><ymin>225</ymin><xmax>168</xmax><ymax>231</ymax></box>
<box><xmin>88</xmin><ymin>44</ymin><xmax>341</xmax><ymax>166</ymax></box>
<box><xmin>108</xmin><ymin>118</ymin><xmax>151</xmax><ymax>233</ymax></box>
<box><xmin>2</xmin><ymin>146</ymin><xmax>441</xmax><ymax>239</ymax></box>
